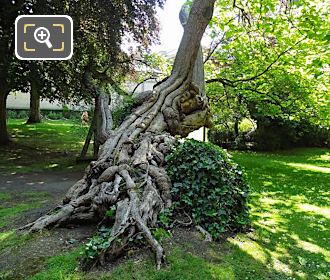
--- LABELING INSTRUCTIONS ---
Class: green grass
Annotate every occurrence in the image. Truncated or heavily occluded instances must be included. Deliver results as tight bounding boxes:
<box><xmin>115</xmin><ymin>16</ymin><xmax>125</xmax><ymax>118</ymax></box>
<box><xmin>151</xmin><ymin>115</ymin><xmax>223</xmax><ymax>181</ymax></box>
<box><xmin>0</xmin><ymin>191</ymin><xmax>49</xmax><ymax>228</ymax></box>
<box><xmin>230</xmin><ymin>148</ymin><xmax>330</xmax><ymax>280</ymax></box>
<box><xmin>25</xmin><ymin>148</ymin><xmax>330</xmax><ymax>280</ymax></box>
<box><xmin>28</xmin><ymin>248</ymin><xmax>83</xmax><ymax>280</ymax></box>
<box><xmin>0</xmin><ymin>119</ymin><xmax>89</xmax><ymax>173</ymax></box>
<box><xmin>0</xmin><ymin>230</ymin><xmax>33</xmax><ymax>252</ymax></box>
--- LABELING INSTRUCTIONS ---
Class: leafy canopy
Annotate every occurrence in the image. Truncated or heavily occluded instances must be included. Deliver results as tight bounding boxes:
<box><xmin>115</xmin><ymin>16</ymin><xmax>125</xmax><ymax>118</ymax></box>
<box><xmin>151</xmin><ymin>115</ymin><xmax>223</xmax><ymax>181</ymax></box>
<box><xmin>205</xmin><ymin>0</ymin><xmax>330</xmax><ymax>127</ymax></box>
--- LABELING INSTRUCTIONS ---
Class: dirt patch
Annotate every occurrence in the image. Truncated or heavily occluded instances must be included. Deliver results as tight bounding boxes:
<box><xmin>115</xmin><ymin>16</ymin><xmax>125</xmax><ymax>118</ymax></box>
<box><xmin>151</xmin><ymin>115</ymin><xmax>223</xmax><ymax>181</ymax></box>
<box><xmin>0</xmin><ymin>170</ymin><xmax>84</xmax><ymax>231</ymax></box>
<box><xmin>0</xmin><ymin>170</ymin><xmax>83</xmax><ymax>196</ymax></box>
<box><xmin>0</xmin><ymin>225</ymin><xmax>96</xmax><ymax>280</ymax></box>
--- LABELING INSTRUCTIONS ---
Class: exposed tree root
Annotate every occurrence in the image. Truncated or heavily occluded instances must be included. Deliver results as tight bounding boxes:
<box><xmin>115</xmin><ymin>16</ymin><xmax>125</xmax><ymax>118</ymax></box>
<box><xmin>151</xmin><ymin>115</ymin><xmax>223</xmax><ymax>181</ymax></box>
<box><xmin>24</xmin><ymin>132</ymin><xmax>177</xmax><ymax>268</ymax></box>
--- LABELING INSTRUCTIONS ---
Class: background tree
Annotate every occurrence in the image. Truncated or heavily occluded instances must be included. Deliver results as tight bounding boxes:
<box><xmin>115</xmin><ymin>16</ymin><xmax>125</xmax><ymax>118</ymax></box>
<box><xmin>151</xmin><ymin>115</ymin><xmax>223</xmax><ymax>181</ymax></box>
<box><xmin>204</xmin><ymin>0</ymin><xmax>330</xmax><ymax>148</ymax></box>
<box><xmin>0</xmin><ymin>0</ymin><xmax>165</xmax><ymax>144</ymax></box>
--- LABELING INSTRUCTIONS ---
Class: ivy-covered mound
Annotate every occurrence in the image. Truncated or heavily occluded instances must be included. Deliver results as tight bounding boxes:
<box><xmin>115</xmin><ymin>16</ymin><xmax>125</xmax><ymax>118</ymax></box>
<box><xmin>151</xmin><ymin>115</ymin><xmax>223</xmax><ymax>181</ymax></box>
<box><xmin>166</xmin><ymin>139</ymin><xmax>250</xmax><ymax>239</ymax></box>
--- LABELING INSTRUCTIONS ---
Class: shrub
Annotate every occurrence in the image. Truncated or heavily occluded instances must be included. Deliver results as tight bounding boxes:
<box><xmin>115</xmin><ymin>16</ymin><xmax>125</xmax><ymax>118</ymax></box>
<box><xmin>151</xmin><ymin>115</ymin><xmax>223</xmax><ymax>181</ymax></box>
<box><xmin>112</xmin><ymin>95</ymin><xmax>136</xmax><ymax>128</ymax></box>
<box><xmin>46</xmin><ymin>111</ymin><xmax>63</xmax><ymax>120</ymax></box>
<box><xmin>208</xmin><ymin>126</ymin><xmax>250</xmax><ymax>150</ymax></box>
<box><xmin>166</xmin><ymin>140</ymin><xmax>250</xmax><ymax>239</ymax></box>
<box><xmin>208</xmin><ymin>126</ymin><xmax>236</xmax><ymax>149</ymax></box>
<box><xmin>209</xmin><ymin>118</ymin><xmax>329</xmax><ymax>151</ymax></box>
<box><xmin>7</xmin><ymin>110</ymin><xmax>19</xmax><ymax>119</ymax></box>
<box><xmin>253</xmin><ymin>118</ymin><xmax>330</xmax><ymax>150</ymax></box>
<box><xmin>62</xmin><ymin>105</ymin><xmax>71</xmax><ymax>119</ymax></box>
<box><xmin>83</xmin><ymin>226</ymin><xmax>112</xmax><ymax>260</ymax></box>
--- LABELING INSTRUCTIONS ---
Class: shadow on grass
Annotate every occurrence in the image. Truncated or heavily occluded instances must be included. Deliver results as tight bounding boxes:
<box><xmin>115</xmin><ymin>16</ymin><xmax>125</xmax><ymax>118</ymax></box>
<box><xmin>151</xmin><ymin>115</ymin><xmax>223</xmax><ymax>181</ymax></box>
<box><xmin>25</xmin><ymin>236</ymin><xmax>301</xmax><ymax>280</ymax></box>
<box><xmin>231</xmin><ymin>148</ymin><xmax>330</xmax><ymax>279</ymax></box>
<box><xmin>0</xmin><ymin>119</ymin><xmax>90</xmax><ymax>173</ymax></box>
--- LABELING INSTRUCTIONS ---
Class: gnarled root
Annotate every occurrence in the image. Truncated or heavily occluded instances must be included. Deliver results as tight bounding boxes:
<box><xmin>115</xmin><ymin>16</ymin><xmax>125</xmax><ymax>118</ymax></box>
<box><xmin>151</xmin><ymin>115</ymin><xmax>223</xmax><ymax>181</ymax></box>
<box><xmin>23</xmin><ymin>132</ymin><xmax>177</xmax><ymax>268</ymax></box>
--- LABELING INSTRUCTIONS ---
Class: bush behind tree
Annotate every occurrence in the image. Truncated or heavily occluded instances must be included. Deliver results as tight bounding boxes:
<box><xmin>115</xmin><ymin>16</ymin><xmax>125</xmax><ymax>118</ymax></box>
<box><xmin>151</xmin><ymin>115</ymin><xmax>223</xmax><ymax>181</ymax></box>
<box><xmin>209</xmin><ymin>119</ymin><xmax>330</xmax><ymax>151</ymax></box>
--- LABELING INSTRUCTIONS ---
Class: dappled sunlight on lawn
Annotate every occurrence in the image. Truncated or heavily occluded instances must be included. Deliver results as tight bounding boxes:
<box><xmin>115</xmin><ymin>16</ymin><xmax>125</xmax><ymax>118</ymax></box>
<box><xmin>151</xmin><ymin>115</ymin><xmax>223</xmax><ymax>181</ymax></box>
<box><xmin>232</xmin><ymin>148</ymin><xmax>330</xmax><ymax>280</ymax></box>
<box><xmin>297</xmin><ymin>204</ymin><xmax>330</xmax><ymax>219</ymax></box>
<box><xmin>0</xmin><ymin>119</ymin><xmax>90</xmax><ymax>173</ymax></box>
<box><xmin>286</xmin><ymin>163</ymin><xmax>330</xmax><ymax>173</ymax></box>
<box><xmin>291</xmin><ymin>234</ymin><xmax>330</xmax><ymax>261</ymax></box>
<box><xmin>0</xmin><ymin>231</ymin><xmax>12</xmax><ymax>243</ymax></box>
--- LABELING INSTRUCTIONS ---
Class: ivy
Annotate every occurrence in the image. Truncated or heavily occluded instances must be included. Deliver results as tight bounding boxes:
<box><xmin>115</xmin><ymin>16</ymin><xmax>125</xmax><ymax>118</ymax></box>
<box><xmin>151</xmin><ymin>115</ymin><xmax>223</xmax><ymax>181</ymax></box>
<box><xmin>83</xmin><ymin>226</ymin><xmax>112</xmax><ymax>260</ymax></box>
<box><xmin>166</xmin><ymin>140</ymin><xmax>250</xmax><ymax>239</ymax></box>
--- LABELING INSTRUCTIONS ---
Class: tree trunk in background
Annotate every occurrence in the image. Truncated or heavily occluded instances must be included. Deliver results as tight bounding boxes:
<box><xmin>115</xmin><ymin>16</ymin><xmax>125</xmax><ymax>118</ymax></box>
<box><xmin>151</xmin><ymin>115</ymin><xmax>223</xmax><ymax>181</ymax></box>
<box><xmin>234</xmin><ymin>120</ymin><xmax>239</xmax><ymax>137</ymax></box>
<box><xmin>80</xmin><ymin>67</ymin><xmax>114</xmax><ymax>159</ymax></box>
<box><xmin>25</xmin><ymin>0</ymin><xmax>216</xmax><ymax>269</ymax></box>
<box><xmin>0</xmin><ymin>91</ymin><xmax>10</xmax><ymax>145</ymax></box>
<box><xmin>94</xmin><ymin>93</ymin><xmax>113</xmax><ymax>157</ymax></box>
<box><xmin>27</xmin><ymin>80</ymin><xmax>41</xmax><ymax>124</ymax></box>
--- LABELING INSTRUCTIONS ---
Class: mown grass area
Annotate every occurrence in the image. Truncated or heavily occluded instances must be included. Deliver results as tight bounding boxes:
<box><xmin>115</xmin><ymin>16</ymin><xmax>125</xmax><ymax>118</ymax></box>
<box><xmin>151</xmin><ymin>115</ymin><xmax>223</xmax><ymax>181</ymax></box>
<box><xmin>0</xmin><ymin>191</ymin><xmax>49</xmax><ymax>229</ymax></box>
<box><xmin>24</xmin><ymin>148</ymin><xmax>329</xmax><ymax>280</ymax></box>
<box><xmin>0</xmin><ymin>119</ymin><xmax>89</xmax><ymax>173</ymax></box>
<box><xmin>0</xmin><ymin>191</ymin><xmax>50</xmax><ymax>264</ymax></box>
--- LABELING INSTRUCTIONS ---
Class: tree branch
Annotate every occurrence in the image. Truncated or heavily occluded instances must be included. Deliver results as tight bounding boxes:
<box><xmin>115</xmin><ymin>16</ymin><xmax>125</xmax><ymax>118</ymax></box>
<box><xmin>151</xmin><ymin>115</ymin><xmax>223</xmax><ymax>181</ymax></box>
<box><xmin>132</xmin><ymin>77</ymin><xmax>158</xmax><ymax>94</ymax></box>
<box><xmin>206</xmin><ymin>36</ymin><xmax>306</xmax><ymax>85</ymax></box>
<box><xmin>203</xmin><ymin>17</ymin><xmax>238</xmax><ymax>64</ymax></box>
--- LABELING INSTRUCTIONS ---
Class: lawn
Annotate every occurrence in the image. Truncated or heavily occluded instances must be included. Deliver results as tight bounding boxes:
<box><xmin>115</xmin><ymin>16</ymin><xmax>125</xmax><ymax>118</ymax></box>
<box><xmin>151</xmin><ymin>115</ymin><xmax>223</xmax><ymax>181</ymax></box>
<box><xmin>31</xmin><ymin>148</ymin><xmax>329</xmax><ymax>280</ymax></box>
<box><xmin>0</xmin><ymin>120</ymin><xmax>329</xmax><ymax>280</ymax></box>
<box><xmin>0</xmin><ymin>119</ymin><xmax>89</xmax><ymax>173</ymax></box>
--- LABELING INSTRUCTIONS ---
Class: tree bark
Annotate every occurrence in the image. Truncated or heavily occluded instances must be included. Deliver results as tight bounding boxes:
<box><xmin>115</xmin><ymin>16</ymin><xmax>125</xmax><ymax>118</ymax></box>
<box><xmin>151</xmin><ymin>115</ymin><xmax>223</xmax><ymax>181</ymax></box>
<box><xmin>24</xmin><ymin>0</ymin><xmax>216</xmax><ymax>268</ymax></box>
<box><xmin>26</xmin><ymin>79</ymin><xmax>42</xmax><ymax>124</ymax></box>
<box><xmin>234</xmin><ymin>120</ymin><xmax>239</xmax><ymax>138</ymax></box>
<box><xmin>94</xmin><ymin>93</ymin><xmax>112</xmax><ymax>150</ymax></box>
<box><xmin>80</xmin><ymin>67</ymin><xmax>113</xmax><ymax>158</ymax></box>
<box><xmin>0</xmin><ymin>91</ymin><xmax>10</xmax><ymax>145</ymax></box>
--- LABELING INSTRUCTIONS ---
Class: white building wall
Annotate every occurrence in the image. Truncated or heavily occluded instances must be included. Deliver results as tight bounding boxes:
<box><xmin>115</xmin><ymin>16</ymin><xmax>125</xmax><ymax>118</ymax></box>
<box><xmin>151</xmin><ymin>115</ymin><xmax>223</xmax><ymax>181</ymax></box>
<box><xmin>7</xmin><ymin>91</ymin><xmax>88</xmax><ymax>111</ymax></box>
<box><xmin>186</xmin><ymin>127</ymin><xmax>208</xmax><ymax>142</ymax></box>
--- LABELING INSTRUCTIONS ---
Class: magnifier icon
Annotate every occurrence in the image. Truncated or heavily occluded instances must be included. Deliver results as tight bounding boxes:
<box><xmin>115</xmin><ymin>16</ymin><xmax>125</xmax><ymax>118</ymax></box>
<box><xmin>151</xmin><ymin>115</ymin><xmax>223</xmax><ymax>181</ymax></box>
<box><xmin>34</xmin><ymin>27</ymin><xmax>53</xmax><ymax>48</ymax></box>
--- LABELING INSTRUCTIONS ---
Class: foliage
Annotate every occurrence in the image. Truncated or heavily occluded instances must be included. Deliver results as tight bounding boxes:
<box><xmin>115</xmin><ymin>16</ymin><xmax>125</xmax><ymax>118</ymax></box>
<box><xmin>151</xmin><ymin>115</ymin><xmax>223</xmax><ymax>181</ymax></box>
<box><xmin>112</xmin><ymin>95</ymin><xmax>136</xmax><ymax>128</ymax></box>
<box><xmin>166</xmin><ymin>140</ymin><xmax>250</xmax><ymax>239</ymax></box>
<box><xmin>205</xmin><ymin>0</ymin><xmax>330</xmax><ymax>132</ymax></box>
<box><xmin>158</xmin><ymin>208</ymin><xmax>174</xmax><ymax>228</ymax></box>
<box><xmin>209</xmin><ymin>118</ymin><xmax>330</xmax><ymax>151</ymax></box>
<box><xmin>128</xmin><ymin>52</ymin><xmax>172</xmax><ymax>92</ymax></box>
<box><xmin>208</xmin><ymin>125</ymin><xmax>250</xmax><ymax>150</ymax></box>
<box><xmin>253</xmin><ymin>118</ymin><xmax>330</xmax><ymax>150</ymax></box>
<box><xmin>7</xmin><ymin>109</ymin><xmax>29</xmax><ymax>120</ymax></box>
<box><xmin>7</xmin><ymin>109</ymin><xmax>83</xmax><ymax>121</ymax></box>
<box><xmin>152</xmin><ymin>228</ymin><xmax>172</xmax><ymax>242</ymax></box>
<box><xmin>83</xmin><ymin>227</ymin><xmax>112</xmax><ymax>260</ymax></box>
<box><xmin>105</xmin><ymin>206</ymin><xmax>117</xmax><ymax>218</ymax></box>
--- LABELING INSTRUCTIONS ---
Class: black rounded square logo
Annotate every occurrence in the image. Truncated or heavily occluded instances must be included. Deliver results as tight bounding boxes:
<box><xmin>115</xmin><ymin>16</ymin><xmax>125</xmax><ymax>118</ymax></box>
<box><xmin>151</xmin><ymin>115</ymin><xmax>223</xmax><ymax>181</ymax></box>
<box><xmin>15</xmin><ymin>15</ymin><xmax>73</xmax><ymax>60</ymax></box>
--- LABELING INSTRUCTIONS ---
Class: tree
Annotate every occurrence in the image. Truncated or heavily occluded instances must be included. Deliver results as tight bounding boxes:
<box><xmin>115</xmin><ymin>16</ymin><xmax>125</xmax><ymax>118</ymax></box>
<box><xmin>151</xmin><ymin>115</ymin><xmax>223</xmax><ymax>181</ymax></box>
<box><xmin>24</xmin><ymin>0</ymin><xmax>216</xmax><ymax>269</ymax></box>
<box><xmin>204</xmin><ymin>0</ymin><xmax>330</xmax><ymax>136</ymax></box>
<box><xmin>0</xmin><ymin>0</ymin><xmax>164</xmax><ymax>144</ymax></box>
<box><xmin>0</xmin><ymin>0</ymin><xmax>18</xmax><ymax>144</ymax></box>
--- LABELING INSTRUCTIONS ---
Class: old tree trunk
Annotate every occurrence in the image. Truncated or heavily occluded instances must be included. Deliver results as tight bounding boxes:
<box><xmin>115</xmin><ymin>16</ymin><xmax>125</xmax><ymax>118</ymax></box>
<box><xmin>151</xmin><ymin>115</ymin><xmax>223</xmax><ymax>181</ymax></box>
<box><xmin>26</xmin><ymin>79</ymin><xmax>42</xmax><ymax>124</ymax></box>
<box><xmin>24</xmin><ymin>0</ymin><xmax>216</xmax><ymax>268</ymax></box>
